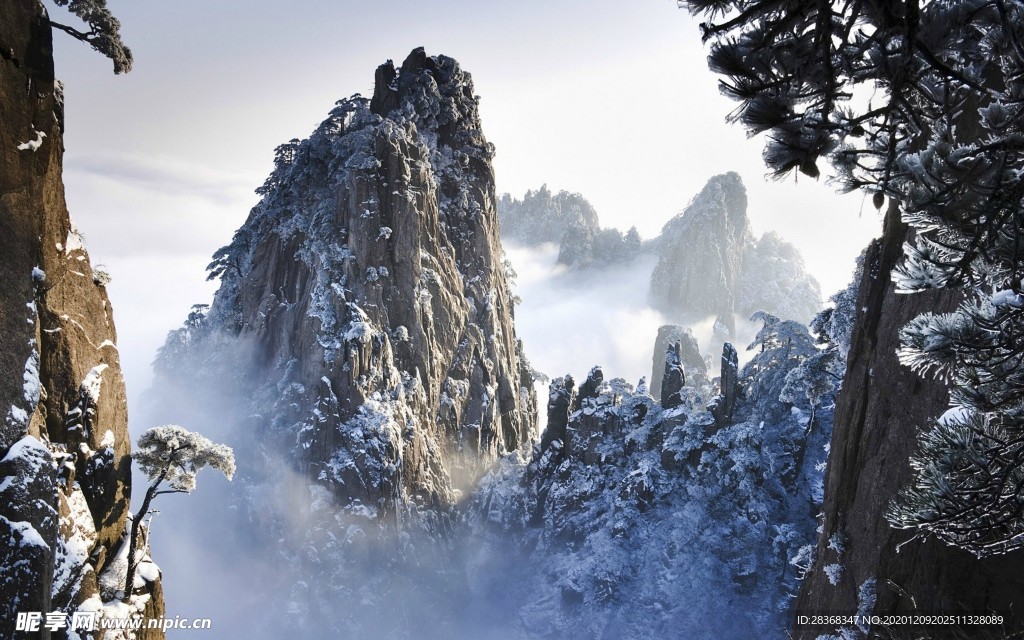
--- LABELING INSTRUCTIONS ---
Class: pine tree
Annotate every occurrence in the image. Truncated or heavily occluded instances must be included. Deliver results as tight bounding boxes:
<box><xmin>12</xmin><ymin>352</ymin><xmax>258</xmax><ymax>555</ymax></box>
<box><xmin>48</xmin><ymin>0</ymin><xmax>132</xmax><ymax>73</ymax></box>
<box><xmin>122</xmin><ymin>426</ymin><xmax>234</xmax><ymax>602</ymax></box>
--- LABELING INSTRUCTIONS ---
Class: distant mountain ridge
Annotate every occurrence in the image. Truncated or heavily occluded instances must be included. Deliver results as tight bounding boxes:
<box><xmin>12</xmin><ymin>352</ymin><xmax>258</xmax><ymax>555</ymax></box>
<box><xmin>498</xmin><ymin>186</ymin><xmax>643</xmax><ymax>269</ymax></box>
<box><xmin>498</xmin><ymin>186</ymin><xmax>601</xmax><ymax>246</ymax></box>
<box><xmin>499</xmin><ymin>172</ymin><xmax>823</xmax><ymax>329</ymax></box>
<box><xmin>651</xmin><ymin>172</ymin><xmax>822</xmax><ymax>327</ymax></box>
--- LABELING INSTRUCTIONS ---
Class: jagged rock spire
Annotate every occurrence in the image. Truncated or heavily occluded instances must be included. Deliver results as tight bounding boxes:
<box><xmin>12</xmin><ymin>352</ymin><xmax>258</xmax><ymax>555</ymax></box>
<box><xmin>541</xmin><ymin>375</ymin><xmax>575</xmax><ymax>452</ymax></box>
<box><xmin>710</xmin><ymin>342</ymin><xmax>740</xmax><ymax>427</ymax></box>
<box><xmin>661</xmin><ymin>343</ymin><xmax>686</xmax><ymax>409</ymax></box>
<box><xmin>154</xmin><ymin>48</ymin><xmax>537</xmax><ymax>522</ymax></box>
<box><xmin>573</xmin><ymin>366</ymin><xmax>604</xmax><ymax>411</ymax></box>
<box><xmin>651</xmin><ymin>324</ymin><xmax>707</xmax><ymax>399</ymax></box>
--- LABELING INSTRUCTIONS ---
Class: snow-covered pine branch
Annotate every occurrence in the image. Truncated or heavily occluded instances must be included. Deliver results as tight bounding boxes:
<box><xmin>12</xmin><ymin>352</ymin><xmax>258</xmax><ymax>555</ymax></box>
<box><xmin>49</xmin><ymin>0</ymin><xmax>133</xmax><ymax>73</ymax></box>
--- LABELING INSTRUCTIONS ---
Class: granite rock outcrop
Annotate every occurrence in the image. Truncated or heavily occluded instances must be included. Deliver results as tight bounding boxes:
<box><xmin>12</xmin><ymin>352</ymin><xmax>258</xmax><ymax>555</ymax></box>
<box><xmin>0</xmin><ymin>3</ymin><xmax>163</xmax><ymax>637</ymax></box>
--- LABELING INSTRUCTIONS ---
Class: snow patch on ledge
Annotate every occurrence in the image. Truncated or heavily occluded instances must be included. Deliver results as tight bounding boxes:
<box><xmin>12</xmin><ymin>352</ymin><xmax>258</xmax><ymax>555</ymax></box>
<box><xmin>17</xmin><ymin>130</ymin><xmax>46</xmax><ymax>152</ymax></box>
<box><xmin>0</xmin><ymin>515</ymin><xmax>49</xmax><ymax>550</ymax></box>
<box><xmin>65</xmin><ymin>217</ymin><xmax>86</xmax><ymax>253</ymax></box>
<box><xmin>80</xmin><ymin>364</ymin><xmax>109</xmax><ymax>403</ymax></box>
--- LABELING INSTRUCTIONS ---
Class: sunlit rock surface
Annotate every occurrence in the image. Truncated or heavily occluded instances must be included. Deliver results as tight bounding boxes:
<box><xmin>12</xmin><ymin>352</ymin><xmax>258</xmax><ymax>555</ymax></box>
<box><xmin>0</xmin><ymin>2</ymin><xmax>163</xmax><ymax>636</ymax></box>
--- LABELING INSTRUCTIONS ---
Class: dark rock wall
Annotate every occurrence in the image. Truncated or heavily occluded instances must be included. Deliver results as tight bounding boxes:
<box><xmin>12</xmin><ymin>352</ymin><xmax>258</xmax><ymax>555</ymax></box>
<box><xmin>793</xmin><ymin>204</ymin><xmax>1024</xmax><ymax>637</ymax></box>
<box><xmin>0</xmin><ymin>2</ymin><xmax>163</xmax><ymax>637</ymax></box>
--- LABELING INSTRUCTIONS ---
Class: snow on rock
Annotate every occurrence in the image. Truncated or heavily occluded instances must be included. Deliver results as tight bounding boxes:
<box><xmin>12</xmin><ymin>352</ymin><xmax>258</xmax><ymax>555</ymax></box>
<box><xmin>22</xmin><ymin>345</ymin><xmax>40</xmax><ymax>406</ymax></box>
<box><xmin>341</xmin><ymin>305</ymin><xmax>373</xmax><ymax>345</ymax></box>
<box><xmin>1</xmin><ymin>434</ymin><xmax>53</xmax><ymax>475</ymax></box>
<box><xmin>65</xmin><ymin>217</ymin><xmax>86</xmax><ymax>253</ymax></box>
<box><xmin>856</xmin><ymin>578</ymin><xmax>877</xmax><ymax>620</ymax></box>
<box><xmin>79</xmin><ymin>363</ymin><xmax>109</xmax><ymax>404</ymax></box>
<box><xmin>135</xmin><ymin>559</ymin><xmax>160</xmax><ymax>583</ymax></box>
<box><xmin>16</xmin><ymin>129</ymin><xmax>45</xmax><ymax>152</ymax></box>
<box><xmin>467</xmin><ymin>313</ymin><xmax>838</xmax><ymax>639</ymax></box>
<box><xmin>52</xmin><ymin>483</ymin><xmax>98</xmax><ymax>600</ymax></box>
<box><xmin>825</xmin><ymin>563</ymin><xmax>844</xmax><ymax>586</ymax></box>
<box><xmin>0</xmin><ymin>435</ymin><xmax>59</xmax><ymax>627</ymax></box>
<box><xmin>101</xmin><ymin>598</ymin><xmax>133</xmax><ymax>619</ymax></box>
<box><xmin>98</xmin><ymin>516</ymin><xmax>159</xmax><ymax>596</ymax></box>
<box><xmin>7</xmin><ymin>404</ymin><xmax>29</xmax><ymax>427</ymax></box>
<box><xmin>0</xmin><ymin>515</ymin><xmax>49</xmax><ymax>549</ymax></box>
<box><xmin>98</xmin><ymin>527</ymin><xmax>131</xmax><ymax>597</ymax></box>
<box><xmin>8</xmin><ymin>332</ymin><xmax>41</xmax><ymax>431</ymax></box>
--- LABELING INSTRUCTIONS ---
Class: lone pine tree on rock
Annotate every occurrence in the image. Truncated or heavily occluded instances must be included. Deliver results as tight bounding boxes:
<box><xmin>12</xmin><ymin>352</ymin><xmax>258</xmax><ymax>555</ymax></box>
<box><xmin>47</xmin><ymin>0</ymin><xmax>132</xmax><ymax>73</ymax></box>
<box><xmin>122</xmin><ymin>426</ymin><xmax>235</xmax><ymax>602</ymax></box>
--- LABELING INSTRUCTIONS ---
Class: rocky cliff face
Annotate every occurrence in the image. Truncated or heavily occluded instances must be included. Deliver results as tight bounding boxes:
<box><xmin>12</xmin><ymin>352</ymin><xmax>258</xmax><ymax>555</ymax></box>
<box><xmin>650</xmin><ymin>172</ymin><xmax>822</xmax><ymax>327</ymax></box>
<box><xmin>650</xmin><ymin>172</ymin><xmax>751</xmax><ymax>322</ymax></box>
<box><xmin>199</xmin><ymin>46</ymin><xmax>536</xmax><ymax>514</ymax></box>
<box><xmin>0</xmin><ymin>2</ymin><xmax>163</xmax><ymax>637</ymax></box>
<box><xmin>150</xmin><ymin>49</ymin><xmax>538</xmax><ymax>633</ymax></box>
<box><xmin>793</xmin><ymin>205</ymin><xmax>1024</xmax><ymax>638</ymax></box>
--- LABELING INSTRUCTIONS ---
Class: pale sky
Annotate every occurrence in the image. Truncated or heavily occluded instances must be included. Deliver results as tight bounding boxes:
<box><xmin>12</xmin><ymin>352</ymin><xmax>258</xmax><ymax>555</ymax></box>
<box><xmin>49</xmin><ymin>0</ymin><xmax>882</xmax><ymax>413</ymax></box>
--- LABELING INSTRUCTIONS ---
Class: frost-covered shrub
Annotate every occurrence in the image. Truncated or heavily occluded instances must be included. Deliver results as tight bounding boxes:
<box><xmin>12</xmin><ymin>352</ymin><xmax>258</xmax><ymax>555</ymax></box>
<box><xmin>92</xmin><ymin>264</ymin><xmax>112</xmax><ymax>286</ymax></box>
